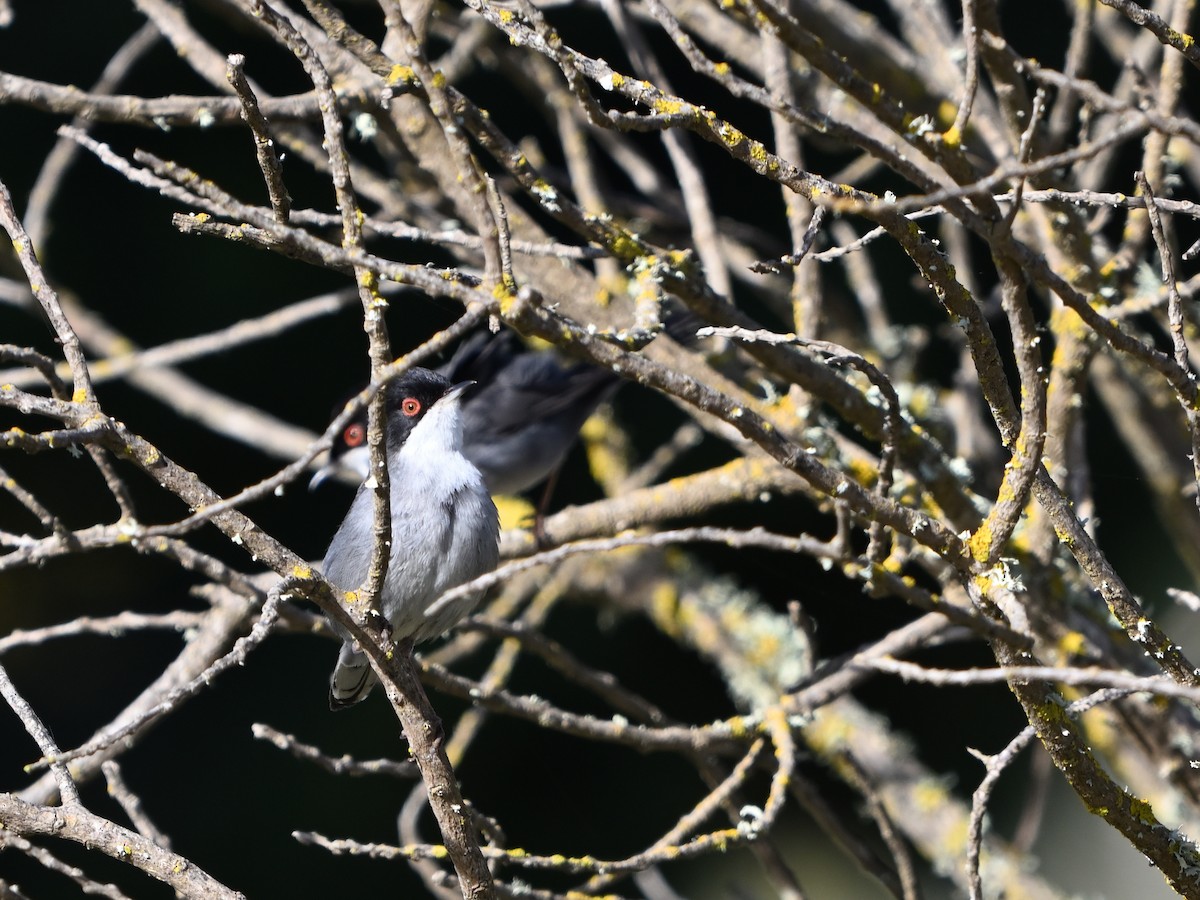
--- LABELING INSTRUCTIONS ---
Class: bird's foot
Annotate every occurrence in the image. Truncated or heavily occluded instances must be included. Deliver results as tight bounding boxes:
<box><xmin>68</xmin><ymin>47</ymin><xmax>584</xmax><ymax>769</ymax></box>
<box><xmin>427</xmin><ymin>713</ymin><xmax>446</xmax><ymax>750</ymax></box>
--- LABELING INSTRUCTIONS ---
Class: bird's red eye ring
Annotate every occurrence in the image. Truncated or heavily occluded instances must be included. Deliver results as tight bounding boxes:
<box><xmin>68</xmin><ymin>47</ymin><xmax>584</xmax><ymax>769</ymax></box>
<box><xmin>343</xmin><ymin>423</ymin><xmax>366</xmax><ymax>447</ymax></box>
<box><xmin>401</xmin><ymin>397</ymin><xmax>422</xmax><ymax>417</ymax></box>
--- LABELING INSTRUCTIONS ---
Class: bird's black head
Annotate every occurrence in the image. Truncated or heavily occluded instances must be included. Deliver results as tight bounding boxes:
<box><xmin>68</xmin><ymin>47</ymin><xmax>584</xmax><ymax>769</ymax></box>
<box><xmin>328</xmin><ymin>396</ymin><xmax>368</xmax><ymax>468</ymax></box>
<box><xmin>381</xmin><ymin>367</ymin><xmax>455</xmax><ymax>448</ymax></box>
<box><xmin>326</xmin><ymin>368</ymin><xmax>455</xmax><ymax>469</ymax></box>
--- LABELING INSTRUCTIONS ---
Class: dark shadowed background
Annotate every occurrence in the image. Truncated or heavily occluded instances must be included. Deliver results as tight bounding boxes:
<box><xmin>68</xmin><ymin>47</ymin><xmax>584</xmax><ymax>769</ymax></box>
<box><xmin>2</xmin><ymin>0</ymin><xmax>1197</xmax><ymax>897</ymax></box>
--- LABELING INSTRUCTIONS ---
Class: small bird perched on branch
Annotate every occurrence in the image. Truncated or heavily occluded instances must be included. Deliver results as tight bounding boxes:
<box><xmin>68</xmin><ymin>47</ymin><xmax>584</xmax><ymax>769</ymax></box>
<box><xmin>320</xmin><ymin>368</ymin><xmax>499</xmax><ymax>709</ymax></box>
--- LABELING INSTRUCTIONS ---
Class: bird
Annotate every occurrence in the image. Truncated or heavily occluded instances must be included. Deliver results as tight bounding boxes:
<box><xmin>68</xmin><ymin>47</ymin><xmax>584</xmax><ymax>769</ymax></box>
<box><xmin>320</xmin><ymin>367</ymin><xmax>500</xmax><ymax>709</ymax></box>
<box><xmin>310</xmin><ymin>328</ymin><xmax>619</xmax><ymax>499</ymax></box>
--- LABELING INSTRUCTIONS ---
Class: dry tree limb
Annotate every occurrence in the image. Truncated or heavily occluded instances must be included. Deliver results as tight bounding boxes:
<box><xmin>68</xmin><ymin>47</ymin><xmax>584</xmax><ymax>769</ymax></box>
<box><xmin>0</xmin><ymin>795</ymin><xmax>244</xmax><ymax>900</ymax></box>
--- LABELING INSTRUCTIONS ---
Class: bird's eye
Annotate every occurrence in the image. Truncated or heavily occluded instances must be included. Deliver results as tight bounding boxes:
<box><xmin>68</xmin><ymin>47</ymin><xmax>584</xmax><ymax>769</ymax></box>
<box><xmin>343</xmin><ymin>423</ymin><xmax>366</xmax><ymax>447</ymax></box>
<box><xmin>401</xmin><ymin>397</ymin><xmax>422</xmax><ymax>417</ymax></box>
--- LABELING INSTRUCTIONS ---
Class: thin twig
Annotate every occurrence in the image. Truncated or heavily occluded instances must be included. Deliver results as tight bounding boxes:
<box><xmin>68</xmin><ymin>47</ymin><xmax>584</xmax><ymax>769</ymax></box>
<box><xmin>101</xmin><ymin>760</ymin><xmax>172</xmax><ymax>849</ymax></box>
<box><xmin>226</xmin><ymin>53</ymin><xmax>291</xmax><ymax>223</ymax></box>
<box><xmin>251</xmin><ymin>723</ymin><xmax>418</xmax><ymax>778</ymax></box>
<box><xmin>0</xmin><ymin>663</ymin><xmax>79</xmax><ymax>803</ymax></box>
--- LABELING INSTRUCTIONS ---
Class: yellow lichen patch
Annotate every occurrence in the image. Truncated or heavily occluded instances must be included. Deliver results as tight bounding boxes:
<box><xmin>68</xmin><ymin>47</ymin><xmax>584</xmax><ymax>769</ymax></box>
<box><xmin>681</xmin><ymin>604</ymin><xmax>720</xmax><ymax>651</ymax></box>
<box><xmin>493</xmin><ymin>278</ymin><xmax>517</xmax><ymax>313</ymax></box>
<box><xmin>1097</xmin><ymin>256</ymin><xmax>1120</xmax><ymax>279</ymax></box>
<box><xmin>1049</xmin><ymin>308</ymin><xmax>1091</xmax><ymax>357</ymax></box>
<box><xmin>493</xmin><ymin>494</ymin><xmax>535</xmax><ymax>531</ymax></box>
<box><xmin>742</xmin><ymin>458</ymin><xmax>769</xmax><ymax>481</ymax></box>
<box><xmin>714</xmin><ymin>61</ymin><xmax>731</xmax><ymax>76</ymax></box>
<box><xmin>844</xmin><ymin>456</ymin><xmax>879</xmax><ymax>489</ymax></box>
<box><xmin>906</xmin><ymin>387</ymin><xmax>932</xmax><ymax>419</ymax></box>
<box><xmin>652</xmin><ymin>97</ymin><xmax>687</xmax><ymax>116</ymax></box>
<box><xmin>1052</xmin><ymin>522</ymin><xmax>1074</xmax><ymax>547</ymax></box>
<box><xmin>1128</xmin><ymin>794</ymin><xmax>1157</xmax><ymax>824</ymax></box>
<box><xmin>1031</xmin><ymin>698</ymin><xmax>1074</xmax><ymax>739</ymax></box>
<box><xmin>940</xmin><ymin>815</ymin><xmax>970</xmax><ymax>856</ymax></box>
<box><xmin>605</xmin><ymin>228</ymin><xmax>644</xmax><ymax>261</ymax></box>
<box><xmin>1078</xmin><ymin>705</ymin><xmax>1119</xmax><ymax>758</ymax></box>
<box><xmin>1168</xmin><ymin>28</ymin><xmax>1194</xmax><ymax>49</ymax></box>
<box><xmin>386</xmin><ymin>64</ymin><xmax>415</xmax><ymax>85</ymax></box>
<box><xmin>966</xmin><ymin>520</ymin><xmax>993</xmax><ymax>563</ymax></box>
<box><xmin>580</xmin><ymin>413</ymin><xmax>628</xmax><ymax>489</ymax></box>
<box><xmin>727</xmin><ymin>715</ymin><xmax>751</xmax><ymax>739</ymax></box>
<box><xmin>717</xmin><ymin>603</ymin><xmax>750</xmax><ymax>636</ymax></box>
<box><xmin>1057</xmin><ymin>630</ymin><xmax>1087</xmax><ymax>658</ymax></box>
<box><xmin>71</xmin><ymin>387</ymin><xmax>89</xmax><ymax>403</ymax></box>
<box><xmin>717</xmin><ymin>122</ymin><xmax>746</xmax><ymax>148</ymax></box>
<box><xmin>649</xmin><ymin>581</ymin><xmax>681</xmax><ymax>637</ymax></box>
<box><xmin>804</xmin><ymin>710</ymin><xmax>852</xmax><ymax>754</ymax></box>
<box><xmin>292</xmin><ymin>564</ymin><xmax>313</xmax><ymax>579</ymax></box>
<box><xmin>912</xmin><ymin>777</ymin><xmax>949</xmax><ymax>811</ymax></box>
<box><xmin>941</xmin><ymin>124</ymin><xmax>962</xmax><ymax>148</ymax></box>
<box><xmin>764</xmin><ymin>392</ymin><xmax>801</xmax><ymax>427</ymax></box>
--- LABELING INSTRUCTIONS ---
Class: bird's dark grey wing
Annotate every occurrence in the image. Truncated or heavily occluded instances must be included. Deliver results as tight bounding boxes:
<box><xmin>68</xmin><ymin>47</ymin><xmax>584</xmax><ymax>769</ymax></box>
<box><xmin>466</xmin><ymin>352</ymin><xmax>617</xmax><ymax>438</ymax></box>
<box><xmin>438</xmin><ymin>329</ymin><xmax>523</xmax><ymax>384</ymax></box>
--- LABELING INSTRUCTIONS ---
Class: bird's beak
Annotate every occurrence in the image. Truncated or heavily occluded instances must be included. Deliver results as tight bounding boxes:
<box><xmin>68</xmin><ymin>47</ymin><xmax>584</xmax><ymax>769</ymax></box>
<box><xmin>308</xmin><ymin>462</ymin><xmax>338</xmax><ymax>492</ymax></box>
<box><xmin>442</xmin><ymin>380</ymin><xmax>477</xmax><ymax>403</ymax></box>
<box><xmin>308</xmin><ymin>444</ymin><xmax>371</xmax><ymax>491</ymax></box>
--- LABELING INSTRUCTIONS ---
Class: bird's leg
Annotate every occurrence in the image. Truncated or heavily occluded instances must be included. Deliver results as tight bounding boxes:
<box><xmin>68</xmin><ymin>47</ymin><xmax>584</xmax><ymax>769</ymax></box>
<box><xmin>427</xmin><ymin>711</ymin><xmax>446</xmax><ymax>750</ymax></box>
<box><xmin>532</xmin><ymin>464</ymin><xmax>563</xmax><ymax>548</ymax></box>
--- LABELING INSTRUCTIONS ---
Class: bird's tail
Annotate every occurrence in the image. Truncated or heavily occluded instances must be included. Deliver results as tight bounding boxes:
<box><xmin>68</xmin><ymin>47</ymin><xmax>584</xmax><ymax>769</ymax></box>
<box><xmin>329</xmin><ymin>642</ymin><xmax>377</xmax><ymax>710</ymax></box>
